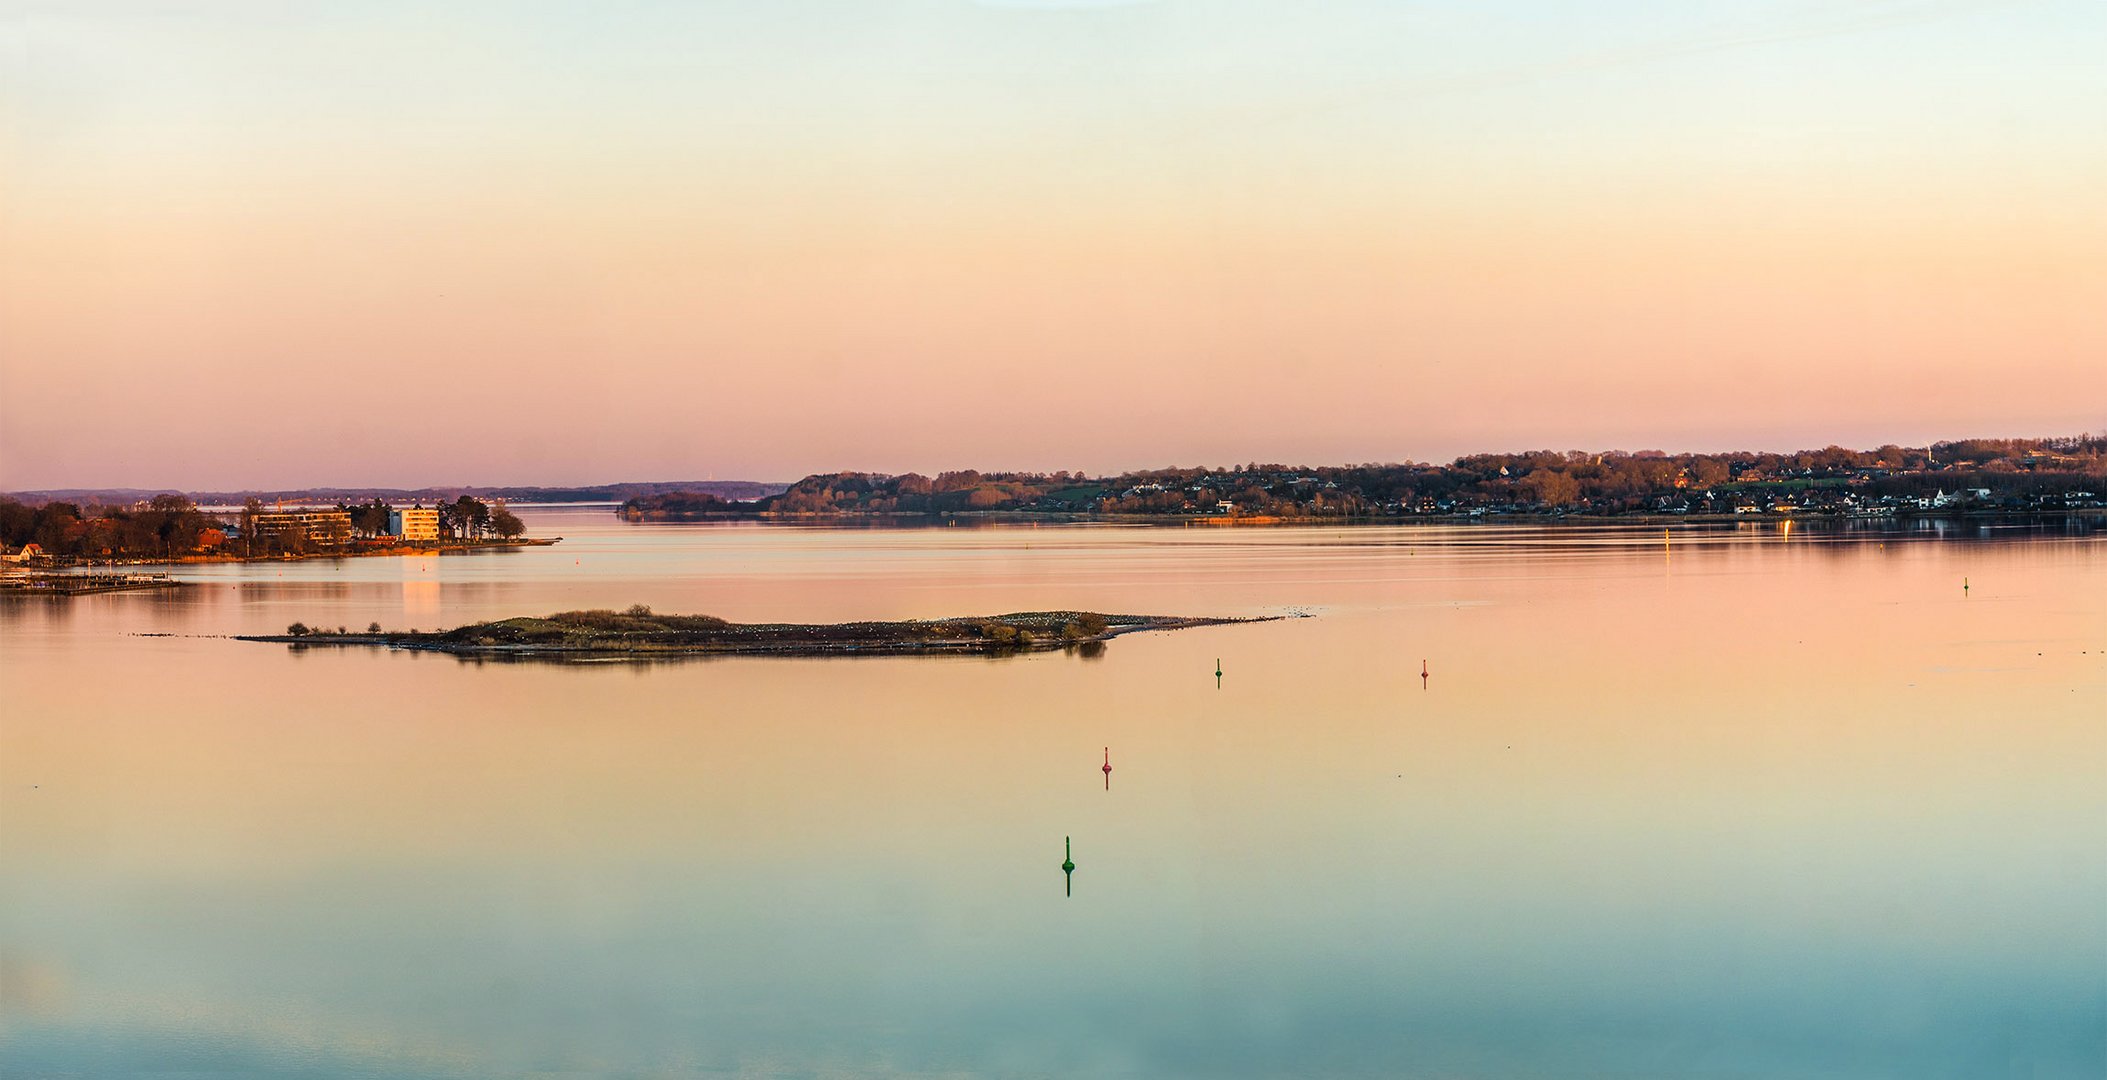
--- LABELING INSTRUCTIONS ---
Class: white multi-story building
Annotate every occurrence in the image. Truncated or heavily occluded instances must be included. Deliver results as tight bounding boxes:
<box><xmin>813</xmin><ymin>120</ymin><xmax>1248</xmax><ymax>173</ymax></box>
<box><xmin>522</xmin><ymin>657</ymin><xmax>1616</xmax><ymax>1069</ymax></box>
<box><xmin>388</xmin><ymin>506</ymin><xmax>440</xmax><ymax>541</ymax></box>
<box><xmin>252</xmin><ymin>509</ymin><xmax>353</xmax><ymax>547</ymax></box>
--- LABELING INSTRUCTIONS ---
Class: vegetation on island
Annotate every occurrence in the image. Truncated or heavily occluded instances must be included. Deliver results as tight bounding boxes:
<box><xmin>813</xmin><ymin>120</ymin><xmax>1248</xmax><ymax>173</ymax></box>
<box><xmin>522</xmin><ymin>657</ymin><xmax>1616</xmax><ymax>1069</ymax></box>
<box><xmin>619</xmin><ymin>435</ymin><xmax>2106</xmax><ymax>521</ymax></box>
<box><xmin>616</xmin><ymin>492</ymin><xmax>739</xmax><ymax>520</ymax></box>
<box><xmin>248</xmin><ymin>606</ymin><xmax>1260</xmax><ymax>658</ymax></box>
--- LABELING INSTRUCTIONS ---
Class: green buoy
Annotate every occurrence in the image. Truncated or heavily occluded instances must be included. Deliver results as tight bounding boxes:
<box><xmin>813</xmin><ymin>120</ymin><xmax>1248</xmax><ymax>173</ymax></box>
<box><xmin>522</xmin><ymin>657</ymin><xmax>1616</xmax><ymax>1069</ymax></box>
<box><xmin>1062</xmin><ymin>836</ymin><xmax>1075</xmax><ymax>897</ymax></box>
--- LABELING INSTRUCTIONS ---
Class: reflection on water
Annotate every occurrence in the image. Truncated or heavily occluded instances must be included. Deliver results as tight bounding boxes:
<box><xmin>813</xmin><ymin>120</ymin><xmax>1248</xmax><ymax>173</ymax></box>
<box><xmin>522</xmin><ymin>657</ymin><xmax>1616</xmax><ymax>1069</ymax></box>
<box><xmin>2</xmin><ymin>508</ymin><xmax>2103</xmax><ymax>1078</ymax></box>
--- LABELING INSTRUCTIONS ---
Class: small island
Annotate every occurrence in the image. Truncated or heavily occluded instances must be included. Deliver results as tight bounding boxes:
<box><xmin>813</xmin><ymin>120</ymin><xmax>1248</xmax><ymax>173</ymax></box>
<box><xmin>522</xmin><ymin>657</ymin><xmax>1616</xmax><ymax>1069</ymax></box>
<box><xmin>237</xmin><ymin>607</ymin><xmax>1268</xmax><ymax>659</ymax></box>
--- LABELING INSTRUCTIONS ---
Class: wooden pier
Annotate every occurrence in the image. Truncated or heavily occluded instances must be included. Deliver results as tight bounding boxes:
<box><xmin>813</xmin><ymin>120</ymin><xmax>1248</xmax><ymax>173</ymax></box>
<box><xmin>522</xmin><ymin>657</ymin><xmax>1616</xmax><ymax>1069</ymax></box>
<box><xmin>0</xmin><ymin>572</ymin><xmax>184</xmax><ymax>596</ymax></box>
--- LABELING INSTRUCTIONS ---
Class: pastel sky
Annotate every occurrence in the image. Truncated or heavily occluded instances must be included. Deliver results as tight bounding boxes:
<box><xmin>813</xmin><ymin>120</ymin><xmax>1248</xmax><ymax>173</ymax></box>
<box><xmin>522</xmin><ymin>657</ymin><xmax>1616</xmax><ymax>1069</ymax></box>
<box><xmin>3</xmin><ymin>0</ymin><xmax>2103</xmax><ymax>489</ymax></box>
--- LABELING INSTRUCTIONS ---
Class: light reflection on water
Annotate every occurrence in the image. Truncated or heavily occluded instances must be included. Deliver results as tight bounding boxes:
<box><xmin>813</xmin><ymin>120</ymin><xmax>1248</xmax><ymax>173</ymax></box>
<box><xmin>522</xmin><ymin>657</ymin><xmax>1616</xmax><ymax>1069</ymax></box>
<box><xmin>2</xmin><ymin>508</ymin><xmax>2103</xmax><ymax>1078</ymax></box>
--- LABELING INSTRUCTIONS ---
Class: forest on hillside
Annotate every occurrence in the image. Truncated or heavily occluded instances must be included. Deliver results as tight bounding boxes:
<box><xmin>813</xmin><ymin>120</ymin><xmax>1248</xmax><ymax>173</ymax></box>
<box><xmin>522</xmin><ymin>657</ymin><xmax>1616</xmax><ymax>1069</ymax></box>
<box><xmin>618</xmin><ymin>435</ymin><xmax>2106</xmax><ymax>520</ymax></box>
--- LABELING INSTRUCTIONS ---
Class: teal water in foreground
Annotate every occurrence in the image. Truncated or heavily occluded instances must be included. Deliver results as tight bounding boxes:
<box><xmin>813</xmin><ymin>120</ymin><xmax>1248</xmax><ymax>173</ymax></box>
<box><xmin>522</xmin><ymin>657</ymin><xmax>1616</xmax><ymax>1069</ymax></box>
<box><xmin>3</xmin><ymin>508</ymin><xmax>2103</xmax><ymax>1078</ymax></box>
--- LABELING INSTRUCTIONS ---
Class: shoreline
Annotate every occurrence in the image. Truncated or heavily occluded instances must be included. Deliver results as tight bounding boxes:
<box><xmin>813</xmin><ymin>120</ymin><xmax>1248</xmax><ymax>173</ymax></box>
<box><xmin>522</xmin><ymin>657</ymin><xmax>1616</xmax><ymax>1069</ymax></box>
<box><xmin>614</xmin><ymin>508</ymin><xmax>2106</xmax><ymax>528</ymax></box>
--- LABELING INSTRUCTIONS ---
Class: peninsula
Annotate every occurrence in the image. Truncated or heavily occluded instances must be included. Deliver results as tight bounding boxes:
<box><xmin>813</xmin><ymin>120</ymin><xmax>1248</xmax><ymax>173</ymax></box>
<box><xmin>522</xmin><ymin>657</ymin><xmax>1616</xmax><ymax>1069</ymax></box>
<box><xmin>617</xmin><ymin>434</ymin><xmax>2105</xmax><ymax>524</ymax></box>
<box><xmin>0</xmin><ymin>494</ymin><xmax>552</xmax><ymax>568</ymax></box>
<box><xmin>236</xmin><ymin>608</ymin><xmax>1266</xmax><ymax>659</ymax></box>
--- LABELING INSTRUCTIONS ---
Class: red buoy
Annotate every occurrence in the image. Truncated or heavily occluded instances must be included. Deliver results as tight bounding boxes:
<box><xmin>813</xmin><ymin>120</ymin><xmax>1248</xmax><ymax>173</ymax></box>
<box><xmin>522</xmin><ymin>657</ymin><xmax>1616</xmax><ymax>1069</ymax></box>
<box><xmin>1102</xmin><ymin>747</ymin><xmax>1112</xmax><ymax>790</ymax></box>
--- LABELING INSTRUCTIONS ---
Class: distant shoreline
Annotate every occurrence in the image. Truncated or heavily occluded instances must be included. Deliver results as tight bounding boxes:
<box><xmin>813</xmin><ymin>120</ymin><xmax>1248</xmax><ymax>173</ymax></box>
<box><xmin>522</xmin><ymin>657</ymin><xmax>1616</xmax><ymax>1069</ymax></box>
<box><xmin>614</xmin><ymin>508</ymin><xmax>2107</xmax><ymax>528</ymax></box>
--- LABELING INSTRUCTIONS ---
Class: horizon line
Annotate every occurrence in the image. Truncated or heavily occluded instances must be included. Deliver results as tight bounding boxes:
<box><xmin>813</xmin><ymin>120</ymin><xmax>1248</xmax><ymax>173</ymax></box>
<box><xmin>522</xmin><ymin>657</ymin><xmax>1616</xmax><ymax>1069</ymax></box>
<box><xmin>6</xmin><ymin>430</ymin><xmax>2100</xmax><ymax>498</ymax></box>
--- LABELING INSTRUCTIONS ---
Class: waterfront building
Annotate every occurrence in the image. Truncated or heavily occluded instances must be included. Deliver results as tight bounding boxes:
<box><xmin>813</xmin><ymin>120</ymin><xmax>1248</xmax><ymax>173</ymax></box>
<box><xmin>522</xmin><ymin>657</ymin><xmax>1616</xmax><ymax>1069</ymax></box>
<box><xmin>387</xmin><ymin>506</ymin><xmax>440</xmax><ymax>541</ymax></box>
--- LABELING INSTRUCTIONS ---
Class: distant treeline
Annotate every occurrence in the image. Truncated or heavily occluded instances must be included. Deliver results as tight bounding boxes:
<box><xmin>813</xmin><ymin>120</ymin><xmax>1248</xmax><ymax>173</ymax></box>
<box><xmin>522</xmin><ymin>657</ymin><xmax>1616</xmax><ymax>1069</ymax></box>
<box><xmin>619</xmin><ymin>435</ymin><xmax>2107</xmax><ymax>520</ymax></box>
<box><xmin>0</xmin><ymin>495</ymin><xmax>227</xmax><ymax>560</ymax></box>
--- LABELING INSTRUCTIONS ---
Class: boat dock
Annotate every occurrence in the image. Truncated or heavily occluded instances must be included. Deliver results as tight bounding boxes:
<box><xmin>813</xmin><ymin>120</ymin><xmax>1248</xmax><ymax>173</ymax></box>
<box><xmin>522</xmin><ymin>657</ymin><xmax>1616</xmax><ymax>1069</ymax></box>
<box><xmin>0</xmin><ymin>572</ymin><xmax>185</xmax><ymax>596</ymax></box>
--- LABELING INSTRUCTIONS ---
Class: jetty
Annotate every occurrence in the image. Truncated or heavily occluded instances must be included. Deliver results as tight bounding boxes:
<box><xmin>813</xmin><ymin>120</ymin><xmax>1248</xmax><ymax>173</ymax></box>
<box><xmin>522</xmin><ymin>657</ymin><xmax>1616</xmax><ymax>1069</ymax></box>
<box><xmin>0</xmin><ymin>572</ymin><xmax>184</xmax><ymax>596</ymax></box>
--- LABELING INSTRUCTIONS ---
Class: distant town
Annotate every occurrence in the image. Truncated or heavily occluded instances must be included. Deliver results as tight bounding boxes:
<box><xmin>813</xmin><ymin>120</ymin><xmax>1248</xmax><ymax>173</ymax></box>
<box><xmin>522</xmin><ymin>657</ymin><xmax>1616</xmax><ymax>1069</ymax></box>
<box><xmin>622</xmin><ymin>435</ymin><xmax>2105</xmax><ymax>523</ymax></box>
<box><xmin>4</xmin><ymin>435</ymin><xmax>2102</xmax><ymax>567</ymax></box>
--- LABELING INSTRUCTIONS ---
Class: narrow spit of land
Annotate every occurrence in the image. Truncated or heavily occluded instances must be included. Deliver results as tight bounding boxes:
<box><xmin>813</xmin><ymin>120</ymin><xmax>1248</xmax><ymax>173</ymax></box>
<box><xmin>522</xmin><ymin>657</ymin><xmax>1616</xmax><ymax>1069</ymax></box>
<box><xmin>235</xmin><ymin>609</ymin><xmax>1270</xmax><ymax>659</ymax></box>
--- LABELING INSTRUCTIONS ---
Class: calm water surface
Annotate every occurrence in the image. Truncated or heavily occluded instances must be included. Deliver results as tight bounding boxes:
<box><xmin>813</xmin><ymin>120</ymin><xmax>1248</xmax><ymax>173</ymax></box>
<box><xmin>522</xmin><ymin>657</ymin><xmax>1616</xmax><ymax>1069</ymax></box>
<box><xmin>3</xmin><ymin>508</ymin><xmax>2103</xmax><ymax>1078</ymax></box>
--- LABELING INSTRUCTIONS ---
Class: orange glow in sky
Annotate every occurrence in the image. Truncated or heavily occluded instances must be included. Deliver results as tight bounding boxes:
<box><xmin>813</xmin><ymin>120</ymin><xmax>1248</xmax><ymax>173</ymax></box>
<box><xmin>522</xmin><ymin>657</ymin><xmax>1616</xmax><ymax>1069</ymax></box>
<box><xmin>3</xmin><ymin>2</ymin><xmax>2102</xmax><ymax>488</ymax></box>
